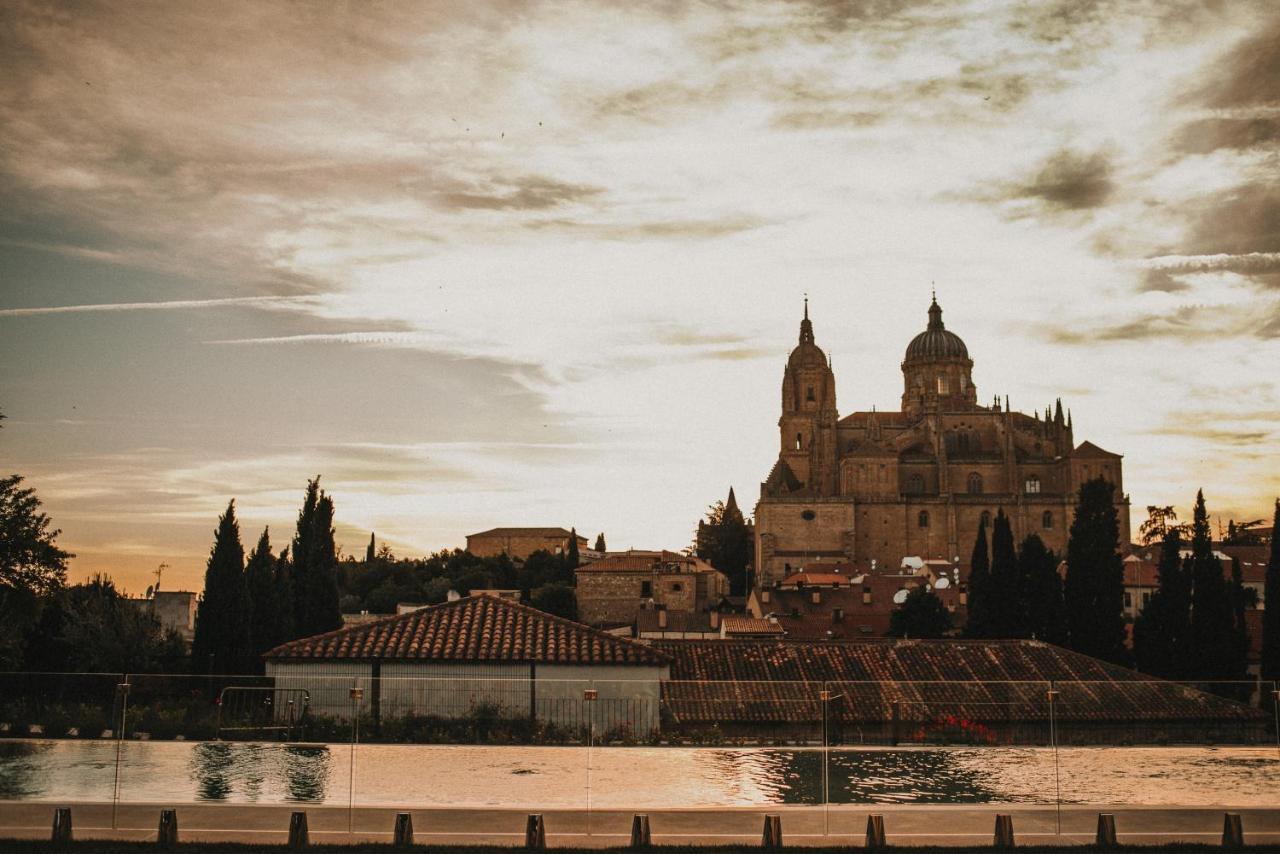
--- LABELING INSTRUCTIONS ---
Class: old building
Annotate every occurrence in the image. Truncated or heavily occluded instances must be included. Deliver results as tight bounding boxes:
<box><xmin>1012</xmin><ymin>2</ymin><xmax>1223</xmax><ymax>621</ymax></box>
<box><xmin>575</xmin><ymin>550</ymin><xmax>730</xmax><ymax>627</ymax></box>
<box><xmin>265</xmin><ymin>594</ymin><xmax>668</xmax><ymax>734</ymax></box>
<box><xmin>465</xmin><ymin>526</ymin><xmax>588</xmax><ymax>560</ymax></box>
<box><xmin>755</xmin><ymin>297</ymin><xmax>1131</xmax><ymax>587</ymax></box>
<box><xmin>130</xmin><ymin>590</ymin><xmax>197</xmax><ymax>646</ymax></box>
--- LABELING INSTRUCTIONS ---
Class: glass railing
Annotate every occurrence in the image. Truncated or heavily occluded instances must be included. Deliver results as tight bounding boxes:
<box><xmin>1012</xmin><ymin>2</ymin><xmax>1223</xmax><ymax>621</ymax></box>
<box><xmin>0</xmin><ymin>672</ymin><xmax>1276</xmax><ymax>843</ymax></box>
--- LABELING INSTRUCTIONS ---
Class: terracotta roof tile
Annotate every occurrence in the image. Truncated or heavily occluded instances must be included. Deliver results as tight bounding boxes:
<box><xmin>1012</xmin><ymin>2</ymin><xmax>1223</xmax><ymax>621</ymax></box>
<box><xmin>265</xmin><ymin>595</ymin><xmax>667</xmax><ymax>666</ymax></box>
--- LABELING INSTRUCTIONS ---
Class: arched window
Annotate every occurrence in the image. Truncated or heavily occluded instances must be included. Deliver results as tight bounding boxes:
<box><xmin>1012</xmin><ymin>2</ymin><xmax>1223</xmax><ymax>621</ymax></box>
<box><xmin>1025</xmin><ymin>475</ymin><xmax>1041</xmax><ymax>494</ymax></box>
<box><xmin>967</xmin><ymin>472</ymin><xmax>983</xmax><ymax>494</ymax></box>
<box><xmin>980</xmin><ymin>510</ymin><xmax>991</xmax><ymax>527</ymax></box>
<box><xmin>1042</xmin><ymin>511</ymin><xmax>1053</xmax><ymax>529</ymax></box>
<box><xmin>918</xmin><ymin>510</ymin><xmax>930</xmax><ymax>528</ymax></box>
<box><xmin>937</xmin><ymin>375</ymin><xmax>950</xmax><ymax>394</ymax></box>
<box><xmin>806</xmin><ymin>385</ymin><xmax>815</xmax><ymax>402</ymax></box>
<box><xmin>906</xmin><ymin>473</ymin><xmax>924</xmax><ymax>494</ymax></box>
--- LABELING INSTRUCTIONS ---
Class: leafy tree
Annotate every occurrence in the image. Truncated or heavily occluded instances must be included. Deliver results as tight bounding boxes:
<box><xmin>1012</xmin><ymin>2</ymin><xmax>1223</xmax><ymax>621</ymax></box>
<box><xmin>1186</xmin><ymin>490</ymin><xmax>1243</xmax><ymax>685</ymax></box>
<box><xmin>530</xmin><ymin>583</ymin><xmax>578</xmax><ymax>621</ymax></box>
<box><xmin>986</xmin><ymin>509</ymin><xmax>1021</xmax><ymax>637</ymax></box>
<box><xmin>522</xmin><ymin>549</ymin><xmax>570</xmax><ymax>590</ymax></box>
<box><xmin>0</xmin><ymin>469</ymin><xmax>73</xmax><ymax>668</ymax></box>
<box><xmin>191</xmin><ymin>501</ymin><xmax>252</xmax><ymax>674</ymax></box>
<box><xmin>24</xmin><ymin>575</ymin><xmax>186</xmax><ymax>673</ymax></box>
<box><xmin>1224</xmin><ymin>518</ymin><xmax>1264</xmax><ymax>546</ymax></box>
<box><xmin>963</xmin><ymin>515</ymin><xmax>993</xmax><ymax>637</ymax></box>
<box><xmin>566</xmin><ymin>528</ymin><xmax>580</xmax><ymax>569</ymax></box>
<box><xmin>1263</xmin><ymin>499</ymin><xmax>1280</xmax><ymax>688</ymax></box>
<box><xmin>245</xmin><ymin>527</ymin><xmax>283</xmax><ymax>664</ymax></box>
<box><xmin>1133</xmin><ymin>528</ymin><xmax>1190</xmax><ymax>678</ymax></box>
<box><xmin>290</xmin><ymin>478</ymin><xmax>342</xmax><ymax>638</ymax></box>
<box><xmin>695</xmin><ymin>487</ymin><xmax>754</xmax><ymax>596</ymax></box>
<box><xmin>594</xmin><ymin>533</ymin><xmax>606</xmax><ymax>553</ymax></box>
<box><xmin>1064</xmin><ymin>477</ymin><xmax>1127</xmax><ymax>664</ymax></box>
<box><xmin>888</xmin><ymin>585</ymin><xmax>952</xmax><ymax>638</ymax></box>
<box><xmin>1018</xmin><ymin>534</ymin><xmax>1066</xmax><ymax>645</ymax></box>
<box><xmin>1138</xmin><ymin>505</ymin><xmax>1187</xmax><ymax>546</ymax></box>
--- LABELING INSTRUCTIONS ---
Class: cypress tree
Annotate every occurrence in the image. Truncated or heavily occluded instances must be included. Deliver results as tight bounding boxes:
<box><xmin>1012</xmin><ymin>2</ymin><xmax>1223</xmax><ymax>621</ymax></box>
<box><xmin>274</xmin><ymin>546</ymin><xmax>295</xmax><ymax>642</ymax></box>
<box><xmin>191</xmin><ymin>500</ymin><xmax>251</xmax><ymax>674</ymax></box>
<box><xmin>307</xmin><ymin>491</ymin><xmax>342</xmax><ymax>635</ymax></box>
<box><xmin>365</xmin><ymin>532</ymin><xmax>375</xmax><ymax>564</ymax></box>
<box><xmin>566</xmin><ymin>527</ymin><xmax>580</xmax><ymax>569</ymax></box>
<box><xmin>290</xmin><ymin>478</ymin><xmax>319</xmax><ymax>634</ymax></box>
<box><xmin>1133</xmin><ymin>527</ymin><xmax>1190</xmax><ymax>678</ymax></box>
<box><xmin>594</xmin><ymin>532</ymin><xmax>606</xmax><ymax>553</ymax></box>
<box><xmin>988</xmin><ymin>509</ymin><xmax>1021</xmax><ymax>637</ymax></box>
<box><xmin>1228</xmin><ymin>557</ymin><xmax>1252</xmax><ymax>695</ymax></box>
<box><xmin>1064</xmin><ymin>477</ymin><xmax>1127</xmax><ymax>664</ymax></box>
<box><xmin>245</xmin><ymin>527</ymin><xmax>278</xmax><ymax>666</ymax></box>
<box><xmin>963</xmin><ymin>516</ymin><xmax>993</xmax><ymax>637</ymax></box>
<box><xmin>1018</xmin><ymin>534</ymin><xmax>1066</xmax><ymax>645</ymax></box>
<box><xmin>1263</xmin><ymin>499</ymin><xmax>1280</xmax><ymax>688</ymax></box>
<box><xmin>1186</xmin><ymin>489</ymin><xmax>1236</xmax><ymax>684</ymax></box>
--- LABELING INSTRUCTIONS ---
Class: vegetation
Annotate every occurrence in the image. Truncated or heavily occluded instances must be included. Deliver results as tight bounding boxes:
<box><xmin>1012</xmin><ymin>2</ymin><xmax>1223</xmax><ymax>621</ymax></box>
<box><xmin>887</xmin><ymin>585</ymin><xmax>951</xmax><ymax>638</ymax></box>
<box><xmin>291</xmin><ymin>478</ymin><xmax>342</xmax><ymax>638</ymax></box>
<box><xmin>694</xmin><ymin>488</ymin><xmax>753</xmax><ymax>596</ymax></box>
<box><xmin>1017</xmin><ymin>534</ymin><xmax>1066</xmax><ymax>645</ymax></box>
<box><xmin>191</xmin><ymin>502</ymin><xmax>252</xmax><ymax>674</ymax></box>
<box><xmin>1263</xmin><ymin>500</ymin><xmax>1280</xmax><ymax>689</ymax></box>
<box><xmin>1063</xmin><ymin>477</ymin><xmax>1127</xmax><ymax>665</ymax></box>
<box><xmin>1133</xmin><ymin>528</ymin><xmax>1191</xmax><ymax>679</ymax></box>
<box><xmin>1185</xmin><ymin>491</ymin><xmax>1248</xmax><ymax>686</ymax></box>
<box><xmin>962</xmin><ymin>515</ymin><xmax>992</xmax><ymax>638</ymax></box>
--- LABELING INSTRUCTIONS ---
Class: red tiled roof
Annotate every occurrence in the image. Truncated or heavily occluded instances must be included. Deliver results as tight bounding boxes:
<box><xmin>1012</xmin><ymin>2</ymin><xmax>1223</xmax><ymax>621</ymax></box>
<box><xmin>655</xmin><ymin>639</ymin><xmax>1262</xmax><ymax>724</ymax></box>
<box><xmin>721</xmin><ymin>616</ymin><xmax>785</xmax><ymax>635</ymax></box>
<box><xmin>467</xmin><ymin>527</ymin><xmax>581</xmax><ymax>539</ymax></box>
<box><xmin>265</xmin><ymin>595</ymin><xmax>667</xmax><ymax>666</ymax></box>
<box><xmin>780</xmin><ymin>571</ymin><xmax>852</xmax><ymax>587</ymax></box>
<box><xmin>577</xmin><ymin>550</ymin><xmax>711</xmax><ymax>573</ymax></box>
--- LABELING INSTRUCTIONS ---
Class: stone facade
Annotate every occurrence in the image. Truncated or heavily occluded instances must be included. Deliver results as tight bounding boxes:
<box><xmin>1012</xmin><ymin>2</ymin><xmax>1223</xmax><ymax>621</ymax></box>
<box><xmin>575</xmin><ymin>550</ymin><xmax>729</xmax><ymax>627</ymax></box>
<box><xmin>465</xmin><ymin>527</ymin><xmax>587</xmax><ymax>560</ymax></box>
<box><xmin>755</xmin><ymin>298</ymin><xmax>1131</xmax><ymax>587</ymax></box>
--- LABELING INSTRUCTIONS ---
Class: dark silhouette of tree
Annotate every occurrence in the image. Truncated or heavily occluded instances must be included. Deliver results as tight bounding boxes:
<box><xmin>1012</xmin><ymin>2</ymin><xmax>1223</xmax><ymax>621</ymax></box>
<box><xmin>1018</xmin><ymin>534</ymin><xmax>1066</xmax><ymax>645</ymax></box>
<box><xmin>290</xmin><ymin>478</ymin><xmax>342</xmax><ymax>638</ymax></box>
<box><xmin>695</xmin><ymin>487</ymin><xmax>754</xmax><ymax>596</ymax></box>
<box><xmin>566</xmin><ymin>528</ymin><xmax>580</xmax><ymax>569</ymax></box>
<box><xmin>888</xmin><ymin>585</ymin><xmax>952</xmax><ymax>638</ymax></box>
<box><xmin>0</xmin><ymin>466</ymin><xmax>73</xmax><ymax>668</ymax></box>
<box><xmin>594</xmin><ymin>532</ymin><xmax>606</xmax><ymax>553</ymax></box>
<box><xmin>530</xmin><ymin>583</ymin><xmax>578</xmax><ymax>621</ymax></box>
<box><xmin>1263</xmin><ymin>499</ymin><xmax>1280</xmax><ymax>690</ymax></box>
<box><xmin>987</xmin><ymin>509</ymin><xmax>1021</xmax><ymax>637</ymax></box>
<box><xmin>1133</xmin><ymin>528</ymin><xmax>1190</xmax><ymax>679</ymax></box>
<box><xmin>963</xmin><ymin>516</ymin><xmax>993</xmax><ymax>637</ymax></box>
<box><xmin>192</xmin><ymin>500</ymin><xmax>252</xmax><ymax>674</ymax></box>
<box><xmin>365</xmin><ymin>532</ymin><xmax>376</xmax><ymax>563</ymax></box>
<box><xmin>1064</xmin><ymin>477</ymin><xmax>1127</xmax><ymax>664</ymax></box>
<box><xmin>245</xmin><ymin>527</ymin><xmax>282</xmax><ymax>665</ymax></box>
<box><xmin>1186</xmin><ymin>490</ymin><xmax>1244</xmax><ymax>685</ymax></box>
<box><xmin>1138</xmin><ymin>505</ymin><xmax>1187</xmax><ymax>546</ymax></box>
<box><xmin>274</xmin><ymin>546</ymin><xmax>294</xmax><ymax>643</ymax></box>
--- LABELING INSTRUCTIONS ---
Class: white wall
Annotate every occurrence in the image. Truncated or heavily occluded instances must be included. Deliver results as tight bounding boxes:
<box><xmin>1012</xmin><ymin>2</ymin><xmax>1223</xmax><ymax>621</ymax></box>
<box><xmin>266</xmin><ymin>662</ymin><xmax>372</xmax><ymax>720</ymax></box>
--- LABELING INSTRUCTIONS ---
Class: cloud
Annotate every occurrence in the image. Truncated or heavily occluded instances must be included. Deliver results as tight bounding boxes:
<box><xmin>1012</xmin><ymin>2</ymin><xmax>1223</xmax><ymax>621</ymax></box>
<box><xmin>525</xmin><ymin>214</ymin><xmax>773</xmax><ymax>240</ymax></box>
<box><xmin>1015</xmin><ymin>149</ymin><xmax>1114</xmax><ymax>211</ymax></box>
<box><xmin>1181</xmin><ymin>184</ymin><xmax>1280</xmax><ymax>256</ymax></box>
<box><xmin>0</xmin><ymin>295</ymin><xmax>318</xmax><ymax>317</ymax></box>
<box><xmin>1173</xmin><ymin>117</ymin><xmax>1280</xmax><ymax>154</ymax></box>
<box><xmin>1187</xmin><ymin>16</ymin><xmax>1280</xmax><ymax>109</ymax></box>
<box><xmin>1140</xmin><ymin>252</ymin><xmax>1280</xmax><ymax>292</ymax></box>
<box><xmin>435</xmin><ymin>176</ymin><xmax>604</xmax><ymax>211</ymax></box>
<box><xmin>1046</xmin><ymin>301</ymin><xmax>1280</xmax><ymax>344</ymax></box>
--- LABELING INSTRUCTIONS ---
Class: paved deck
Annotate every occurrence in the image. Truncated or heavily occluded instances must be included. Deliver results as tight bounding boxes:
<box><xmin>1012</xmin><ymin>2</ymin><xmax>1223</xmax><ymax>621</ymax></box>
<box><xmin>2</xmin><ymin>802</ymin><xmax>1279</xmax><ymax>847</ymax></box>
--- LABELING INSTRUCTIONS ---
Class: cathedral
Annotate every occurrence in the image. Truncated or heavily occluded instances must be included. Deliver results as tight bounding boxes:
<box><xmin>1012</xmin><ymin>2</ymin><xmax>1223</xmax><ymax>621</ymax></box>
<box><xmin>754</xmin><ymin>297</ymin><xmax>1131</xmax><ymax>587</ymax></box>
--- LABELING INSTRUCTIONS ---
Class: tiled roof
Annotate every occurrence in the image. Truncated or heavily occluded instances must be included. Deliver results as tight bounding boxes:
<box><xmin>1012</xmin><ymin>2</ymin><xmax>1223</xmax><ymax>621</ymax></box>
<box><xmin>265</xmin><ymin>595</ymin><xmax>667</xmax><ymax>666</ymax></box>
<box><xmin>577</xmin><ymin>550</ymin><xmax>713</xmax><ymax>573</ymax></box>
<box><xmin>656</xmin><ymin>639</ymin><xmax>1262</xmax><ymax>724</ymax></box>
<box><xmin>1073</xmin><ymin>440</ymin><xmax>1121</xmax><ymax>458</ymax></box>
<box><xmin>721</xmin><ymin>616</ymin><xmax>785</xmax><ymax>635</ymax></box>
<box><xmin>780</xmin><ymin>571</ymin><xmax>852</xmax><ymax>588</ymax></box>
<box><xmin>468</xmin><ymin>527</ymin><xmax>577</xmax><ymax>538</ymax></box>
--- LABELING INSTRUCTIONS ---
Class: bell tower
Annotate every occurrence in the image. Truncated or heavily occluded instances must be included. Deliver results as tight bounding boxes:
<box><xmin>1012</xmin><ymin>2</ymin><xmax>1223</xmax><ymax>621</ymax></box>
<box><xmin>778</xmin><ymin>299</ymin><xmax>839</xmax><ymax>495</ymax></box>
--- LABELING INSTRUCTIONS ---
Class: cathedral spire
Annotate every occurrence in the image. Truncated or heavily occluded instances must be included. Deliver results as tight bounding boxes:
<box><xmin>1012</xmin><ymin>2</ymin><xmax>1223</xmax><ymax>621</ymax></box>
<box><xmin>927</xmin><ymin>294</ymin><xmax>944</xmax><ymax>331</ymax></box>
<box><xmin>799</xmin><ymin>296</ymin><xmax>814</xmax><ymax>345</ymax></box>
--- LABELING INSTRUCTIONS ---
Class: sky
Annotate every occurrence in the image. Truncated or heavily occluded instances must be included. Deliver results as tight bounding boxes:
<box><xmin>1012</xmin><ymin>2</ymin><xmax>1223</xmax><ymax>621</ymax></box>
<box><xmin>1</xmin><ymin>0</ymin><xmax>1278</xmax><ymax>594</ymax></box>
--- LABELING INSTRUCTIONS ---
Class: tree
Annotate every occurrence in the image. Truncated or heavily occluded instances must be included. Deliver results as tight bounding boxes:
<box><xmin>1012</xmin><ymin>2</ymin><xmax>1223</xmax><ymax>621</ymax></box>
<box><xmin>695</xmin><ymin>487</ymin><xmax>754</xmax><ymax>596</ymax></box>
<box><xmin>365</xmin><ymin>533</ymin><xmax>376</xmax><ymax>564</ymax></box>
<box><xmin>888</xmin><ymin>585</ymin><xmax>952</xmax><ymax>638</ymax></box>
<box><xmin>1018</xmin><ymin>534</ymin><xmax>1066</xmax><ymax>645</ymax></box>
<box><xmin>290</xmin><ymin>477</ymin><xmax>342</xmax><ymax>638</ymax></box>
<box><xmin>530</xmin><ymin>583</ymin><xmax>578</xmax><ymax>621</ymax></box>
<box><xmin>1064</xmin><ymin>477</ymin><xmax>1127</xmax><ymax>664</ymax></box>
<box><xmin>191</xmin><ymin>501</ymin><xmax>252</xmax><ymax>674</ymax></box>
<box><xmin>245</xmin><ymin>527</ymin><xmax>283</xmax><ymax>665</ymax></box>
<box><xmin>1228</xmin><ymin>556</ymin><xmax>1254</xmax><ymax>695</ymax></box>
<box><xmin>274</xmin><ymin>546</ymin><xmax>294</xmax><ymax>643</ymax></box>
<box><xmin>0</xmin><ymin>473</ymin><xmax>73</xmax><ymax>668</ymax></box>
<box><xmin>987</xmin><ymin>509</ymin><xmax>1021</xmax><ymax>637</ymax></box>
<box><xmin>566</xmin><ymin>528</ymin><xmax>580</xmax><ymax>569</ymax></box>
<box><xmin>1132</xmin><ymin>527</ymin><xmax>1190</xmax><ymax>679</ymax></box>
<box><xmin>1186</xmin><ymin>490</ymin><xmax>1245</xmax><ymax>686</ymax></box>
<box><xmin>1138</xmin><ymin>505</ymin><xmax>1187</xmax><ymax>546</ymax></box>
<box><xmin>963</xmin><ymin>515</ymin><xmax>993</xmax><ymax>637</ymax></box>
<box><xmin>594</xmin><ymin>532</ymin><xmax>606</xmax><ymax>553</ymax></box>
<box><xmin>1263</xmin><ymin>499</ymin><xmax>1280</xmax><ymax>689</ymax></box>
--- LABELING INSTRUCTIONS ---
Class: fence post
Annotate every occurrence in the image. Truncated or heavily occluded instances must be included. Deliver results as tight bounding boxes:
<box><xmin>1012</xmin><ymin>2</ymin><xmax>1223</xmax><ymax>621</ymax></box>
<box><xmin>51</xmin><ymin>808</ymin><xmax>72</xmax><ymax>843</ymax></box>
<box><xmin>1095</xmin><ymin>813</ymin><xmax>1116</xmax><ymax>847</ymax></box>
<box><xmin>525</xmin><ymin>813</ymin><xmax>546</xmax><ymax>849</ymax></box>
<box><xmin>993</xmin><ymin>814</ymin><xmax>1014</xmax><ymax>848</ymax></box>
<box><xmin>393</xmin><ymin>813</ymin><xmax>413</xmax><ymax>847</ymax></box>
<box><xmin>157</xmin><ymin>809</ymin><xmax>178</xmax><ymax>845</ymax></box>
<box><xmin>1222</xmin><ymin>813</ymin><xmax>1244</xmax><ymax>848</ymax></box>
<box><xmin>288</xmin><ymin>811</ymin><xmax>309</xmax><ymax>848</ymax></box>
<box><xmin>865</xmin><ymin>814</ymin><xmax>886</xmax><ymax>849</ymax></box>
<box><xmin>761</xmin><ymin>814</ymin><xmax>782</xmax><ymax>848</ymax></box>
<box><xmin>630</xmin><ymin>813</ymin><xmax>651</xmax><ymax>848</ymax></box>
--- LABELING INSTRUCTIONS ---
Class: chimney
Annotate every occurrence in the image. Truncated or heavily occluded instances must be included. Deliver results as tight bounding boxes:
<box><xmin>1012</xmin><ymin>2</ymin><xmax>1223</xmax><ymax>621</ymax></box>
<box><xmin>862</xmin><ymin>586</ymin><xmax>872</xmax><ymax>605</ymax></box>
<box><xmin>811</xmin><ymin>590</ymin><xmax>821</xmax><ymax>605</ymax></box>
<box><xmin>709</xmin><ymin>610</ymin><xmax>720</xmax><ymax>630</ymax></box>
<box><xmin>658</xmin><ymin>609</ymin><xmax>668</xmax><ymax>629</ymax></box>
<box><xmin>761</xmin><ymin>590</ymin><xmax>771</xmax><ymax>603</ymax></box>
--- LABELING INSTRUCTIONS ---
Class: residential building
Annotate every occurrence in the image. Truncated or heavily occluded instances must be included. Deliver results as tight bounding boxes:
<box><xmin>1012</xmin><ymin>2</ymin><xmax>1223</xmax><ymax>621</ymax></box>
<box><xmin>465</xmin><ymin>527</ymin><xmax>588</xmax><ymax>560</ymax></box>
<box><xmin>575</xmin><ymin>549</ymin><xmax>730</xmax><ymax>627</ymax></box>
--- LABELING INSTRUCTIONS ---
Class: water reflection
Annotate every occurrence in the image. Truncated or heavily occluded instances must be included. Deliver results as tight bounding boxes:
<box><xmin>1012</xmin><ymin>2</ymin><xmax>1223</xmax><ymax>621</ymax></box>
<box><xmin>191</xmin><ymin>742</ymin><xmax>233</xmax><ymax>800</ymax></box>
<box><xmin>0</xmin><ymin>742</ymin><xmax>48</xmax><ymax>799</ymax></box>
<box><xmin>281</xmin><ymin>746</ymin><xmax>329</xmax><ymax>802</ymax></box>
<box><xmin>186</xmin><ymin>742</ymin><xmax>329</xmax><ymax>802</ymax></box>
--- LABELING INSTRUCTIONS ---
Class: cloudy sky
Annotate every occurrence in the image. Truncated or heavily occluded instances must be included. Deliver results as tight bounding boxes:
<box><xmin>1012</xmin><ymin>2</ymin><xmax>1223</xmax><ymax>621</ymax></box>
<box><xmin>2</xmin><ymin>0</ymin><xmax>1278</xmax><ymax>593</ymax></box>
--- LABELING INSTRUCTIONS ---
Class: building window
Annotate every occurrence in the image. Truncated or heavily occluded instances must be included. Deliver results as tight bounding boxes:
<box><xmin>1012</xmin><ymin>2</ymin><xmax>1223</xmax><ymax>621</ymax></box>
<box><xmin>918</xmin><ymin>510</ymin><xmax>929</xmax><ymax>528</ymax></box>
<box><xmin>1124</xmin><ymin>592</ymin><xmax>1132</xmax><ymax>608</ymax></box>
<box><xmin>906</xmin><ymin>473</ymin><xmax>924</xmax><ymax>494</ymax></box>
<box><xmin>956</xmin><ymin>432</ymin><xmax>970</xmax><ymax>454</ymax></box>
<box><xmin>980</xmin><ymin>510</ymin><xmax>991</xmax><ymax>527</ymax></box>
<box><xmin>801</xmin><ymin>509</ymin><xmax>816</xmax><ymax>521</ymax></box>
<box><xmin>640</xmin><ymin>581</ymin><xmax>652</xmax><ymax>598</ymax></box>
<box><xmin>1042</xmin><ymin>511</ymin><xmax>1053</xmax><ymax>529</ymax></box>
<box><xmin>967</xmin><ymin>472</ymin><xmax>983</xmax><ymax>494</ymax></box>
<box><xmin>671</xmin><ymin>582</ymin><xmax>683</xmax><ymax>592</ymax></box>
<box><xmin>937</xmin><ymin>376</ymin><xmax>949</xmax><ymax>394</ymax></box>
<box><xmin>1025</xmin><ymin>475</ymin><xmax>1041</xmax><ymax>494</ymax></box>
<box><xmin>806</xmin><ymin>385</ymin><xmax>815</xmax><ymax>402</ymax></box>
<box><xmin>795</xmin><ymin>433</ymin><xmax>802</xmax><ymax>450</ymax></box>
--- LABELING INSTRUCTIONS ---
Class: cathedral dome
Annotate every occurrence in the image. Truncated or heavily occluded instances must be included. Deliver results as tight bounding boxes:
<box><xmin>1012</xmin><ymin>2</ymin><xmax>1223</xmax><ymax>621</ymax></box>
<box><xmin>788</xmin><ymin>299</ymin><xmax>829</xmax><ymax>368</ymax></box>
<box><xmin>904</xmin><ymin>296</ymin><xmax>968</xmax><ymax>361</ymax></box>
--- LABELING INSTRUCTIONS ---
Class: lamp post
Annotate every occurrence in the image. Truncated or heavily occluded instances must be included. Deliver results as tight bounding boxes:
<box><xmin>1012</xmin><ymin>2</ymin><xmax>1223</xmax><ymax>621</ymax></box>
<box><xmin>349</xmin><ymin>687</ymin><xmax>364</xmax><ymax>833</ymax></box>
<box><xmin>584</xmin><ymin>688</ymin><xmax>598</xmax><ymax>835</ymax></box>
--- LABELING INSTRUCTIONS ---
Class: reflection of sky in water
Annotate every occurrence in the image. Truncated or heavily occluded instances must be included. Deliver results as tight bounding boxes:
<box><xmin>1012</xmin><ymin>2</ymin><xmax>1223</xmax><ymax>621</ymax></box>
<box><xmin>0</xmin><ymin>742</ymin><xmax>1276</xmax><ymax>807</ymax></box>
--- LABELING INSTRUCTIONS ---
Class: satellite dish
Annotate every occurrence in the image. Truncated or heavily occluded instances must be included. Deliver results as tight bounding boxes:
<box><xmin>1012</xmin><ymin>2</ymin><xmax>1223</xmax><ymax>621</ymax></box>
<box><xmin>934</xmin><ymin>577</ymin><xmax>950</xmax><ymax>589</ymax></box>
<box><xmin>892</xmin><ymin>588</ymin><xmax>909</xmax><ymax>605</ymax></box>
